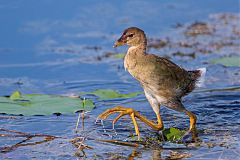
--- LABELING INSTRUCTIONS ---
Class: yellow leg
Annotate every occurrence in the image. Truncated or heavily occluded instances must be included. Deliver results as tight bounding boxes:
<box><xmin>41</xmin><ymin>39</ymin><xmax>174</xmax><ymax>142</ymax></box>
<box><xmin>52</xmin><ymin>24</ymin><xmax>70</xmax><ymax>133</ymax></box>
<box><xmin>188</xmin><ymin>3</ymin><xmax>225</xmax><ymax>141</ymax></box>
<box><xmin>97</xmin><ymin>106</ymin><xmax>164</xmax><ymax>140</ymax></box>
<box><xmin>185</xmin><ymin>110</ymin><xmax>198</xmax><ymax>140</ymax></box>
<box><xmin>156</xmin><ymin>112</ymin><xmax>164</xmax><ymax>129</ymax></box>
<box><xmin>185</xmin><ymin>111</ymin><xmax>197</xmax><ymax>131</ymax></box>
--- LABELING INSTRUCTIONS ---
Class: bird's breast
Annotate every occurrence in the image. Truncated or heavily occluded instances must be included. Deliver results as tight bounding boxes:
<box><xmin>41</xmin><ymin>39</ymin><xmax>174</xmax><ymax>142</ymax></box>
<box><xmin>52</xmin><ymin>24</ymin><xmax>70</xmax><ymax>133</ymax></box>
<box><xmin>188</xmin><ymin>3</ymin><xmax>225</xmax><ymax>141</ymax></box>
<box><xmin>124</xmin><ymin>51</ymin><xmax>137</xmax><ymax>71</ymax></box>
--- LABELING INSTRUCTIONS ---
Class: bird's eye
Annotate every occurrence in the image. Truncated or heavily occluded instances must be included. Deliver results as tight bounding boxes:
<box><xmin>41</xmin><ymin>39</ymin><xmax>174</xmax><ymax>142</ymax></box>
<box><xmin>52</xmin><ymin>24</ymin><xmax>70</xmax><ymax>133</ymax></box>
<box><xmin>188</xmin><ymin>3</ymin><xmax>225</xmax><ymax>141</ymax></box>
<box><xmin>128</xmin><ymin>34</ymin><xmax>134</xmax><ymax>37</ymax></box>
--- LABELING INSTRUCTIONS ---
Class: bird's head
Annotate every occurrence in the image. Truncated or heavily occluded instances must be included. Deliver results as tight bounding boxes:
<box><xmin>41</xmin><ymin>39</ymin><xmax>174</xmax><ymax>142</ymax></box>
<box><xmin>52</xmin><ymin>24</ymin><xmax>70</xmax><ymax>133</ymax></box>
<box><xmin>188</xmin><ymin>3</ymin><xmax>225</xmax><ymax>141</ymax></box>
<box><xmin>113</xmin><ymin>27</ymin><xmax>146</xmax><ymax>48</ymax></box>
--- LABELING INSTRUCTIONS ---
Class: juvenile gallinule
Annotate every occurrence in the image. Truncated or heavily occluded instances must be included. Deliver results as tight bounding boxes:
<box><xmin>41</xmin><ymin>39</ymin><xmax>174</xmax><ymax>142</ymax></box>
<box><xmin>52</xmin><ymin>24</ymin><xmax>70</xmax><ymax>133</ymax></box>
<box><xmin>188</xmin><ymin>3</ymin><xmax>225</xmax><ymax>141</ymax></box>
<box><xmin>98</xmin><ymin>27</ymin><xmax>205</xmax><ymax>140</ymax></box>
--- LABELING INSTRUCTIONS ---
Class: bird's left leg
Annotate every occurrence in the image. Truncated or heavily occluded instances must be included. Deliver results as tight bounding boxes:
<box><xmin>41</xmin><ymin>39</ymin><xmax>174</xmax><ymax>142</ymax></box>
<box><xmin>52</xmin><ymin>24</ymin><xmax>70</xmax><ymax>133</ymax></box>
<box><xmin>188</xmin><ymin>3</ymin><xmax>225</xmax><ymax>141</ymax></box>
<box><xmin>168</xmin><ymin>100</ymin><xmax>198</xmax><ymax>141</ymax></box>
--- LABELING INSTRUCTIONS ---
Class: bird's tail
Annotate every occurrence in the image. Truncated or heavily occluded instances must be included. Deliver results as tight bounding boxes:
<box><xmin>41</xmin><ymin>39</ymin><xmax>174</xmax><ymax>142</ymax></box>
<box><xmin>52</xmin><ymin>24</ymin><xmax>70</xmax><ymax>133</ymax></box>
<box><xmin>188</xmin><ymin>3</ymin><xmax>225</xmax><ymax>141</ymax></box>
<box><xmin>189</xmin><ymin>68</ymin><xmax>206</xmax><ymax>88</ymax></box>
<box><xmin>196</xmin><ymin>68</ymin><xmax>206</xmax><ymax>87</ymax></box>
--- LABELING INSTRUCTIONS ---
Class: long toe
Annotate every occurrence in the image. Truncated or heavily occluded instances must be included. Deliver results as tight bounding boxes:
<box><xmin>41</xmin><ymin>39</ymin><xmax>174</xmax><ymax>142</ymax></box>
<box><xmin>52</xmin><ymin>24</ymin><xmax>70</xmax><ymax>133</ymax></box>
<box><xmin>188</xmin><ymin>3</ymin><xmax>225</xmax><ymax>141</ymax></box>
<box><xmin>97</xmin><ymin>106</ymin><xmax>141</xmax><ymax>140</ymax></box>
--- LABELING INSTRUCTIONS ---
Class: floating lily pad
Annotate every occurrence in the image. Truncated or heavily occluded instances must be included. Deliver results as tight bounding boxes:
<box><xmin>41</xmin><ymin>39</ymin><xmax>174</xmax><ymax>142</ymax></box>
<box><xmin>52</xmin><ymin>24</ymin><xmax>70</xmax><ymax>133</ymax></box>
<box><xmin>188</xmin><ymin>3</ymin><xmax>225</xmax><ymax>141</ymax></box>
<box><xmin>210</xmin><ymin>56</ymin><xmax>240</xmax><ymax>67</ymax></box>
<box><xmin>0</xmin><ymin>91</ymin><xmax>94</xmax><ymax>116</ymax></box>
<box><xmin>80</xmin><ymin>89</ymin><xmax>142</xmax><ymax>100</ymax></box>
<box><xmin>162</xmin><ymin>128</ymin><xmax>186</xmax><ymax>141</ymax></box>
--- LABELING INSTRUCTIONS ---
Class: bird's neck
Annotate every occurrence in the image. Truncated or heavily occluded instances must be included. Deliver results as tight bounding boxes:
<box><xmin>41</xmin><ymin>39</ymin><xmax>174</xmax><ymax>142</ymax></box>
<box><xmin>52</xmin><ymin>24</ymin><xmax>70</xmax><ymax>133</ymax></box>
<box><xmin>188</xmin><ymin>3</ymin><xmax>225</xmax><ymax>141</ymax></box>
<box><xmin>127</xmin><ymin>43</ymin><xmax>146</xmax><ymax>55</ymax></box>
<box><xmin>124</xmin><ymin>42</ymin><xmax>146</xmax><ymax>72</ymax></box>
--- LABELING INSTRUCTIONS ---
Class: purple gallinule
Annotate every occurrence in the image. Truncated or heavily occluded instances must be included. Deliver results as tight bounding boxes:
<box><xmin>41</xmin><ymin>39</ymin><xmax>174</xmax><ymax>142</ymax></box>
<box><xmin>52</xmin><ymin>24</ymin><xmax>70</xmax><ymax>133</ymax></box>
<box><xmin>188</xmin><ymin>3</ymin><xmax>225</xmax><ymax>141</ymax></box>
<box><xmin>98</xmin><ymin>27</ymin><xmax>206</xmax><ymax>140</ymax></box>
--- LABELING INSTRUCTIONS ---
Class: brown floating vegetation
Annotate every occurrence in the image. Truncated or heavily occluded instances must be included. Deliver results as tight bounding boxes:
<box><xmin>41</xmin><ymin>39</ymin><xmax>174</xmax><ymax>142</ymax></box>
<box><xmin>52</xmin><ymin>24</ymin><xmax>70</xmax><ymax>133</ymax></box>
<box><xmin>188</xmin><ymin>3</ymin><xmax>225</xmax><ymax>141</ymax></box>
<box><xmin>147</xmin><ymin>38</ymin><xmax>169</xmax><ymax>49</ymax></box>
<box><xmin>70</xmin><ymin>137</ymin><xmax>93</xmax><ymax>158</ymax></box>
<box><xmin>0</xmin><ymin>128</ymin><xmax>58</xmax><ymax>153</ymax></box>
<box><xmin>184</xmin><ymin>22</ymin><xmax>214</xmax><ymax>36</ymax></box>
<box><xmin>96</xmin><ymin>13</ymin><xmax>240</xmax><ymax>62</ymax></box>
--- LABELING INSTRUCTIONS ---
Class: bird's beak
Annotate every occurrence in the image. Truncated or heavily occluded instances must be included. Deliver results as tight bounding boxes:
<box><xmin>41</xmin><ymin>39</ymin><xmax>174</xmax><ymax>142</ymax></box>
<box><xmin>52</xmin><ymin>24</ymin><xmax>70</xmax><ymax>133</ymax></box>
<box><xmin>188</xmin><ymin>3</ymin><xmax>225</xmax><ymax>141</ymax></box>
<box><xmin>113</xmin><ymin>40</ymin><xmax>125</xmax><ymax>48</ymax></box>
<box><xmin>113</xmin><ymin>35</ymin><xmax>126</xmax><ymax>48</ymax></box>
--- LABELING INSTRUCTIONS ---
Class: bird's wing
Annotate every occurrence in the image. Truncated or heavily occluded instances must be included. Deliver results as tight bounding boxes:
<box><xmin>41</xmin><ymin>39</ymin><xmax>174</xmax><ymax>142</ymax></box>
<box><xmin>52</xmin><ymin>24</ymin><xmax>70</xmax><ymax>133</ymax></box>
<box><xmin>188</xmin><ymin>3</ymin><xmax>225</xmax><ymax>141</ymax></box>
<box><xmin>138</xmin><ymin>54</ymin><xmax>191</xmax><ymax>95</ymax></box>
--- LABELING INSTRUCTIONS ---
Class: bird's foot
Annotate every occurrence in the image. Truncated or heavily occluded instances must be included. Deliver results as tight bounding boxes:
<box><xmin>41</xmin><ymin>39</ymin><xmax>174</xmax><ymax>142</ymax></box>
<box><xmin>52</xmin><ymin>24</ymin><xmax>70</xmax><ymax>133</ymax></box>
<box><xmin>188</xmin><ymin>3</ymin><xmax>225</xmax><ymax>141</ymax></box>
<box><xmin>181</xmin><ymin>127</ymin><xmax>199</xmax><ymax>142</ymax></box>
<box><xmin>97</xmin><ymin>106</ymin><xmax>141</xmax><ymax>140</ymax></box>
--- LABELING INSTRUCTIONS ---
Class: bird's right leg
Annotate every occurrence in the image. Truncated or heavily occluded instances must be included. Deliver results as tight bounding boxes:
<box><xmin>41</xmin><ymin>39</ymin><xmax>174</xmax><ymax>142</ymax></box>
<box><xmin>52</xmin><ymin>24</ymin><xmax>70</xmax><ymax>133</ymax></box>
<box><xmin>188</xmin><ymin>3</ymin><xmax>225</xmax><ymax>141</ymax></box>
<box><xmin>97</xmin><ymin>106</ymin><xmax>164</xmax><ymax>140</ymax></box>
<box><xmin>184</xmin><ymin>110</ymin><xmax>197</xmax><ymax>131</ymax></box>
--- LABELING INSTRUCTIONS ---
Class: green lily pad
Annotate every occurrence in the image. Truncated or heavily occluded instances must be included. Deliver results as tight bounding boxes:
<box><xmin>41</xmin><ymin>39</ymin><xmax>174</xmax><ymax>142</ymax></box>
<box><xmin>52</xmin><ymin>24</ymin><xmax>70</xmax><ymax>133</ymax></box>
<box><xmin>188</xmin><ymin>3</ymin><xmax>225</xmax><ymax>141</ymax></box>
<box><xmin>80</xmin><ymin>89</ymin><xmax>142</xmax><ymax>100</ymax></box>
<box><xmin>0</xmin><ymin>91</ymin><xmax>94</xmax><ymax>116</ymax></box>
<box><xmin>210</xmin><ymin>56</ymin><xmax>240</xmax><ymax>67</ymax></box>
<box><xmin>162</xmin><ymin>128</ymin><xmax>186</xmax><ymax>142</ymax></box>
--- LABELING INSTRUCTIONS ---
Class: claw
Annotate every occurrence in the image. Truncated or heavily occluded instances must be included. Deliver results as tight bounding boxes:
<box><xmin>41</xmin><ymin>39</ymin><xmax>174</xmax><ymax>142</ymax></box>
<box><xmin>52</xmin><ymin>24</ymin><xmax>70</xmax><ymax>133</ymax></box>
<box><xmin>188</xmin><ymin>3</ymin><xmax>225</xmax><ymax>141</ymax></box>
<box><xmin>95</xmin><ymin>117</ymin><xmax>100</xmax><ymax>124</ymax></box>
<box><xmin>112</xmin><ymin>123</ymin><xmax>115</xmax><ymax>130</ymax></box>
<box><xmin>158</xmin><ymin>130</ymin><xmax>165</xmax><ymax>142</ymax></box>
<box><xmin>100</xmin><ymin>119</ymin><xmax>104</xmax><ymax>126</ymax></box>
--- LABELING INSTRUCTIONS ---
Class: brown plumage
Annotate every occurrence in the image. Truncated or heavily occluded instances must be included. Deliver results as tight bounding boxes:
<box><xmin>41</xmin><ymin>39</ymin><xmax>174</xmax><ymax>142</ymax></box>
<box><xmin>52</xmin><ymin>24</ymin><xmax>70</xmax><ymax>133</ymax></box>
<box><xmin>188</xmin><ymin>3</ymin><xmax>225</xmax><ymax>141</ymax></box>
<box><xmin>98</xmin><ymin>27</ymin><xmax>205</xmax><ymax>140</ymax></box>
